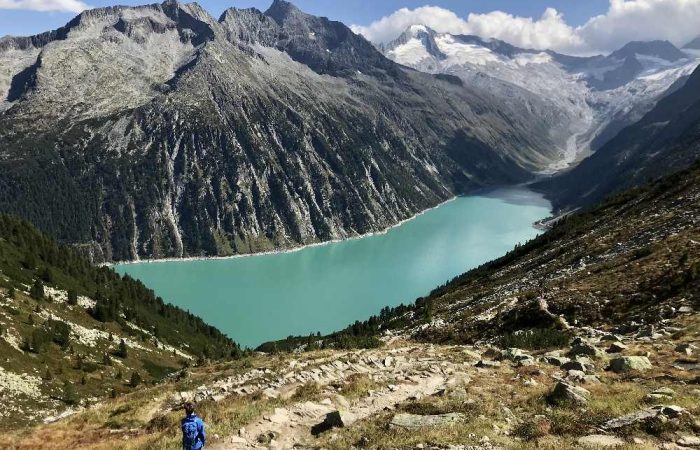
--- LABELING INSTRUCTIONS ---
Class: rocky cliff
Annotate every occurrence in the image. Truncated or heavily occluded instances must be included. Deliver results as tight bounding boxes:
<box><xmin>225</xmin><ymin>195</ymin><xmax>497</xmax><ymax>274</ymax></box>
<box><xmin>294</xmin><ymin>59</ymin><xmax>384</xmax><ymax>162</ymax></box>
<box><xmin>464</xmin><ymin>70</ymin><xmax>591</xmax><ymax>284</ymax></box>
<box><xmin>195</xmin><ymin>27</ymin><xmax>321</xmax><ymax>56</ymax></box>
<box><xmin>0</xmin><ymin>0</ymin><xmax>559</xmax><ymax>262</ymax></box>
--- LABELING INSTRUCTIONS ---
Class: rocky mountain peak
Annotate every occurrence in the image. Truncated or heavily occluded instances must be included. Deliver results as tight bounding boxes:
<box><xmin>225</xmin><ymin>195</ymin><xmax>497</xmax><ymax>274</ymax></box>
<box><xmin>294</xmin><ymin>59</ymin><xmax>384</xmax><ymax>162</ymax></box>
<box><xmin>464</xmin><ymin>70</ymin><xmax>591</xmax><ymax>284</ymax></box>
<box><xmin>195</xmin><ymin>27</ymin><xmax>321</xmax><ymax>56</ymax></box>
<box><xmin>683</xmin><ymin>36</ymin><xmax>700</xmax><ymax>50</ymax></box>
<box><xmin>385</xmin><ymin>24</ymin><xmax>446</xmax><ymax>60</ymax></box>
<box><xmin>264</xmin><ymin>0</ymin><xmax>304</xmax><ymax>25</ymax></box>
<box><xmin>610</xmin><ymin>40</ymin><xmax>686</xmax><ymax>62</ymax></box>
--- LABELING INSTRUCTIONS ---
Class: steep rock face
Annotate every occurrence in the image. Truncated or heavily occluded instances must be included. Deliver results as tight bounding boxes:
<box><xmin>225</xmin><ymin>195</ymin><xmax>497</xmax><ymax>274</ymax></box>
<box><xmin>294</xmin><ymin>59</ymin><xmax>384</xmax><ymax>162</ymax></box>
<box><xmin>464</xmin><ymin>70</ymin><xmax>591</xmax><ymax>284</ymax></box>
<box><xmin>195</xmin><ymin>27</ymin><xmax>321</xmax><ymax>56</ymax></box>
<box><xmin>0</xmin><ymin>1</ymin><xmax>559</xmax><ymax>262</ymax></box>
<box><xmin>382</xmin><ymin>27</ymin><xmax>700</xmax><ymax>171</ymax></box>
<box><xmin>535</xmin><ymin>65</ymin><xmax>700</xmax><ymax>209</ymax></box>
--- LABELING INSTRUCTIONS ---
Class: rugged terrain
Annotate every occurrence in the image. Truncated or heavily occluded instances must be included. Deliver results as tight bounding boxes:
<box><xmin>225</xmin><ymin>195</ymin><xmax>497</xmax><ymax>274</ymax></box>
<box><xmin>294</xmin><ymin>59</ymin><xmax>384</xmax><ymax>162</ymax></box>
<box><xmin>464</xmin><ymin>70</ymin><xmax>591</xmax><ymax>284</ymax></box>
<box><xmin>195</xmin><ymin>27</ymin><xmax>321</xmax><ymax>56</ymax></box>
<box><xmin>382</xmin><ymin>26</ymin><xmax>700</xmax><ymax>173</ymax></box>
<box><xmin>0</xmin><ymin>214</ymin><xmax>240</xmax><ymax>430</ymax></box>
<box><xmin>0</xmin><ymin>0</ymin><xmax>561</xmax><ymax>262</ymax></box>
<box><xmin>536</xmin><ymin>60</ymin><xmax>700</xmax><ymax>210</ymax></box>
<box><xmin>1</xmin><ymin>156</ymin><xmax>697</xmax><ymax>450</ymax></box>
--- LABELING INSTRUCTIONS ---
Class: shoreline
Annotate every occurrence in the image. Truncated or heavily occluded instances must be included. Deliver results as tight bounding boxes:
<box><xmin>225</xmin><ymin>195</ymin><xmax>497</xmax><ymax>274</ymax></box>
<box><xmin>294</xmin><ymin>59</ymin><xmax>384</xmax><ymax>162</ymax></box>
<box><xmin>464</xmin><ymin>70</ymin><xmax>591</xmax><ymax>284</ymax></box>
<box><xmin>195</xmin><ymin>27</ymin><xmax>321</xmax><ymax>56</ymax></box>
<box><xmin>111</xmin><ymin>195</ymin><xmax>459</xmax><ymax>267</ymax></box>
<box><xmin>111</xmin><ymin>185</ymin><xmax>552</xmax><ymax>267</ymax></box>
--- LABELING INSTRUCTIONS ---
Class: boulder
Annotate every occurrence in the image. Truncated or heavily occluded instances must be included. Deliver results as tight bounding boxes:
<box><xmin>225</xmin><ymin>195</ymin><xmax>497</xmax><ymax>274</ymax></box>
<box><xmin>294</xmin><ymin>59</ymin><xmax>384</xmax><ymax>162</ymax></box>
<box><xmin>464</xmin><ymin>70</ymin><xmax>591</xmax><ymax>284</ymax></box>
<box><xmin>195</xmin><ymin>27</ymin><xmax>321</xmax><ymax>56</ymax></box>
<box><xmin>389</xmin><ymin>413</ymin><xmax>466</xmax><ymax>429</ymax></box>
<box><xmin>608</xmin><ymin>356</ymin><xmax>652</xmax><ymax>373</ymax></box>
<box><xmin>600</xmin><ymin>334</ymin><xmax>622</xmax><ymax>342</ymax></box>
<box><xmin>603</xmin><ymin>405</ymin><xmax>686</xmax><ymax>429</ymax></box>
<box><xmin>675</xmin><ymin>343</ymin><xmax>697</xmax><ymax>356</ymax></box>
<box><xmin>547</xmin><ymin>381</ymin><xmax>591</xmax><ymax>406</ymax></box>
<box><xmin>677</xmin><ymin>435</ymin><xmax>700</xmax><ymax>447</ymax></box>
<box><xmin>577</xmin><ymin>434</ymin><xmax>625</xmax><ymax>448</ymax></box>
<box><xmin>569</xmin><ymin>343</ymin><xmax>604</xmax><ymax>359</ymax></box>
<box><xmin>566</xmin><ymin>370</ymin><xmax>601</xmax><ymax>384</ymax></box>
<box><xmin>606</xmin><ymin>342</ymin><xmax>627</xmax><ymax>353</ymax></box>
<box><xmin>475</xmin><ymin>360</ymin><xmax>501</xmax><ymax>369</ymax></box>
<box><xmin>323</xmin><ymin>409</ymin><xmax>357</xmax><ymax>428</ymax></box>
<box><xmin>542</xmin><ymin>355</ymin><xmax>570</xmax><ymax>367</ymax></box>
<box><xmin>561</xmin><ymin>360</ymin><xmax>588</xmax><ymax>372</ymax></box>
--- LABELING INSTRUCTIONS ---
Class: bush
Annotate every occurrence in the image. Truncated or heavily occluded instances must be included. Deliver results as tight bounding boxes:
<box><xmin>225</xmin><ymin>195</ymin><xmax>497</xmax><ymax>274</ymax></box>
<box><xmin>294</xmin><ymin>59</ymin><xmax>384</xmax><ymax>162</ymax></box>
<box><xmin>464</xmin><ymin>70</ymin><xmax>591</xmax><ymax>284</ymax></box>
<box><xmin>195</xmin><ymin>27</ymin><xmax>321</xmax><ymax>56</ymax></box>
<box><xmin>46</xmin><ymin>319</ymin><xmax>71</xmax><ymax>349</ymax></box>
<box><xmin>63</xmin><ymin>382</ymin><xmax>79</xmax><ymax>406</ymax></box>
<box><xmin>499</xmin><ymin>328</ymin><xmax>569</xmax><ymax>350</ymax></box>
<box><xmin>29</xmin><ymin>280</ymin><xmax>44</xmax><ymax>300</ymax></box>
<box><xmin>129</xmin><ymin>371</ymin><xmax>142</xmax><ymax>388</ymax></box>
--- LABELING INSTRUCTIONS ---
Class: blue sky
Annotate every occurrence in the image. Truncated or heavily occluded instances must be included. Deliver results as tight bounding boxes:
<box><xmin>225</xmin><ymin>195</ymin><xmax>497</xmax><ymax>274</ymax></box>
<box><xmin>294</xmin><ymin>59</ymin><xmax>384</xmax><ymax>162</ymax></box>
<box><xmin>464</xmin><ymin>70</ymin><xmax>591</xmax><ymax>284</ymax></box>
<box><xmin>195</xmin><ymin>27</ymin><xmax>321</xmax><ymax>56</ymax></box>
<box><xmin>0</xmin><ymin>0</ymin><xmax>609</xmax><ymax>38</ymax></box>
<box><xmin>1</xmin><ymin>0</ymin><xmax>698</xmax><ymax>56</ymax></box>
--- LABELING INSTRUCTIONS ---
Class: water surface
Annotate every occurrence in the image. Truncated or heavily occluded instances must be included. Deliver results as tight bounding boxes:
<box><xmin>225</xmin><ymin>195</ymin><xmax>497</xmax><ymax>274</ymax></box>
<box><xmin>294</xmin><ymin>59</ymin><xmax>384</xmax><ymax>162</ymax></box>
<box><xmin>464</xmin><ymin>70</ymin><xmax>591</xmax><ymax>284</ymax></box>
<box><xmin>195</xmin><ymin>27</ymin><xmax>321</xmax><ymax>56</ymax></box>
<box><xmin>115</xmin><ymin>187</ymin><xmax>550</xmax><ymax>348</ymax></box>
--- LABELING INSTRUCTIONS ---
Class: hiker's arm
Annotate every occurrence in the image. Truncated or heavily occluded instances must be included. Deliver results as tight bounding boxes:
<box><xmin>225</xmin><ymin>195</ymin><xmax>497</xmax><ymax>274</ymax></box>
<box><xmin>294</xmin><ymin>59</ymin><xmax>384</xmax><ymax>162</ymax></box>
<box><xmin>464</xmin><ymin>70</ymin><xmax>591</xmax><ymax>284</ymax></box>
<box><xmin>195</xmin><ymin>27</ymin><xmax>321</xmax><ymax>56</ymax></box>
<box><xmin>199</xmin><ymin>420</ymin><xmax>206</xmax><ymax>444</ymax></box>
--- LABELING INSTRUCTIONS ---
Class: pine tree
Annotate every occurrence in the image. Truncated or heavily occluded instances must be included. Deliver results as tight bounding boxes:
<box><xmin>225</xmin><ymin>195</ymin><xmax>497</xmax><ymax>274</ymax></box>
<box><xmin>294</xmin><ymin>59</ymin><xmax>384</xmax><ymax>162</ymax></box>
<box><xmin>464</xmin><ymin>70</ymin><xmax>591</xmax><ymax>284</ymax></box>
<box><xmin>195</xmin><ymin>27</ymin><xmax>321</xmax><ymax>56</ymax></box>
<box><xmin>7</xmin><ymin>287</ymin><xmax>15</xmax><ymax>299</ymax></box>
<box><xmin>29</xmin><ymin>280</ymin><xmax>44</xmax><ymax>300</ymax></box>
<box><xmin>63</xmin><ymin>381</ymin><xmax>79</xmax><ymax>406</ymax></box>
<box><xmin>115</xmin><ymin>339</ymin><xmax>128</xmax><ymax>359</ymax></box>
<box><xmin>67</xmin><ymin>289</ymin><xmax>78</xmax><ymax>306</ymax></box>
<box><xmin>129</xmin><ymin>371</ymin><xmax>142</xmax><ymax>388</ymax></box>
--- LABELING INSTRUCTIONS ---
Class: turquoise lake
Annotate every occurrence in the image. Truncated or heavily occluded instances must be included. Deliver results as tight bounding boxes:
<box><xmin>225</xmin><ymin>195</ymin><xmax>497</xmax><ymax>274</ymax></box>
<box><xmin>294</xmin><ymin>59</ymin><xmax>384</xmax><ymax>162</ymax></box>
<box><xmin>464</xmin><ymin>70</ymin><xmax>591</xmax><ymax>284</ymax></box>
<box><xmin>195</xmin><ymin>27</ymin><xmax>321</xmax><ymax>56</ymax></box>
<box><xmin>115</xmin><ymin>187</ymin><xmax>550</xmax><ymax>348</ymax></box>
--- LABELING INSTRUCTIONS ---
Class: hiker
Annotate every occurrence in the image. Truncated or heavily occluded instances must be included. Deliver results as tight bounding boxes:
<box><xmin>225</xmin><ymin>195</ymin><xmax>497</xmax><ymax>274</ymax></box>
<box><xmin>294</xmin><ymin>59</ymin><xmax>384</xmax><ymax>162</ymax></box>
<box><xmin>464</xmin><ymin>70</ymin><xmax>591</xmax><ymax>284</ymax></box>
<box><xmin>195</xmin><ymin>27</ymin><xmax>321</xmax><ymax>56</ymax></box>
<box><xmin>181</xmin><ymin>402</ymin><xmax>206</xmax><ymax>450</ymax></box>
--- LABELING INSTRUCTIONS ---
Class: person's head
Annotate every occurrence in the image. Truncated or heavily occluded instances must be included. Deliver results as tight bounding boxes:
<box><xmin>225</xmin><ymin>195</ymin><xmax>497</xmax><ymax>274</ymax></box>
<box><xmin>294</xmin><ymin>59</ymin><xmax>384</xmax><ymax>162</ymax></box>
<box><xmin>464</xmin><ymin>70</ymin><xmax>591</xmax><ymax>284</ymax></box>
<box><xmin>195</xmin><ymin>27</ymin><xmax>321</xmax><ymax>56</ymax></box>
<box><xmin>184</xmin><ymin>402</ymin><xmax>195</xmax><ymax>416</ymax></box>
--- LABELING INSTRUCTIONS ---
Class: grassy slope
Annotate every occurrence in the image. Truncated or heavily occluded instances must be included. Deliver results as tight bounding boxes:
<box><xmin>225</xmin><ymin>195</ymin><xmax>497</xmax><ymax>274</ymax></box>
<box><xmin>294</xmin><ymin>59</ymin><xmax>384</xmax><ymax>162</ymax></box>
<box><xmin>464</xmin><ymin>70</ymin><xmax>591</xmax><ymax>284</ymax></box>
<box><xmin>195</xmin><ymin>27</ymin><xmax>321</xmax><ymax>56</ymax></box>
<box><xmin>0</xmin><ymin>215</ymin><xmax>241</xmax><ymax>429</ymax></box>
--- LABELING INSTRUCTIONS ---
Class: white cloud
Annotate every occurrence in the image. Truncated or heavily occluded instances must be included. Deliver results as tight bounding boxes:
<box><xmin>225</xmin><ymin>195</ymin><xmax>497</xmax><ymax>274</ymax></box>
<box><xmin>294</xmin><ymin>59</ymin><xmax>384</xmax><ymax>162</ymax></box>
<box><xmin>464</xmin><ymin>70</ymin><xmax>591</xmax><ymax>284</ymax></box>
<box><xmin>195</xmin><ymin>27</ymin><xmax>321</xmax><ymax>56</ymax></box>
<box><xmin>352</xmin><ymin>0</ymin><xmax>700</xmax><ymax>56</ymax></box>
<box><xmin>0</xmin><ymin>0</ymin><xmax>90</xmax><ymax>13</ymax></box>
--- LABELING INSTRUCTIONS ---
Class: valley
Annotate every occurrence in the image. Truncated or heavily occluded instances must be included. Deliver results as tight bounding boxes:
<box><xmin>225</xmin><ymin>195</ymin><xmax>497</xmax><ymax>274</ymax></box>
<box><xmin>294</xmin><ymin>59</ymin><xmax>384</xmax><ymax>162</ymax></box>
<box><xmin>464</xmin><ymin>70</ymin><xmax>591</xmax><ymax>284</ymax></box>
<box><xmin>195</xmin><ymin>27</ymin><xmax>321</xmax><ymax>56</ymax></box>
<box><xmin>114</xmin><ymin>188</ymin><xmax>550</xmax><ymax>348</ymax></box>
<box><xmin>0</xmin><ymin>0</ymin><xmax>699</xmax><ymax>449</ymax></box>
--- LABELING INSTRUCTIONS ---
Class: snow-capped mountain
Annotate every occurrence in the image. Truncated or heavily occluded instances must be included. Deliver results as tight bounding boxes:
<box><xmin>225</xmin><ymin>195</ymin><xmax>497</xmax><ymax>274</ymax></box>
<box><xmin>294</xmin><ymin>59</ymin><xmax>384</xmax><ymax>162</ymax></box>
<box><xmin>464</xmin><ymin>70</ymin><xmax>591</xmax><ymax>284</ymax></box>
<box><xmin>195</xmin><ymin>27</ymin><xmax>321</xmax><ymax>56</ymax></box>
<box><xmin>383</xmin><ymin>26</ymin><xmax>700</xmax><ymax>172</ymax></box>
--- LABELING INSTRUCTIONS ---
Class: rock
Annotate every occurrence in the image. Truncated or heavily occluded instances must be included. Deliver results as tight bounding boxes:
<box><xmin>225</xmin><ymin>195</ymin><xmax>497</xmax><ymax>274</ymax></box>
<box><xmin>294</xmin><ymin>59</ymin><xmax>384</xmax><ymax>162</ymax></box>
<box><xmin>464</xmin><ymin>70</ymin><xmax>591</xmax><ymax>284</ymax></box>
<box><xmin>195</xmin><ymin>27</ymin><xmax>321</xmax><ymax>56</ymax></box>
<box><xmin>542</xmin><ymin>355</ymin><xmax>570</xmax><ymax>367</ymax></box>
<box><xmin>606</xmin><ymin>342</ymin><xmax>627</xmax><ymax>353</ymax></box>
<box><xmin>651</xmin><ymin>387</ymin><xmax>675</xmax><ymax>397</ymax></box>
<box><xmin>676</xmin><ymin>343</ymin><xmax>697</xmax><ymax>356</ymax></box>
<box><xmin>677</xmin><ymin>435</ymin><xmax>700</xmax><ymax>447</ymax></box>
<box><xmin>482</xmin><ymin>348</ymin><xmax>505</xmax><ymax>360</ymax></box>
<box><xmin>603</xmin><ymin>405</ymin><xmax>686</xmax><ymax>429</ymax></box>
<box><xmin>256</xmin><ymin>431</ymin><xmax>278</xmax><ymax>444</ymax></box>
<box><xmin>475</xmin><ymin>360</ymin><xmax>501</xmax><ymax>369</ymax></box>
<box><xmin>323</xmin><ymin>410</ymin><xmax>356</xmax><ymax>428</ymax></box>
<box><xmin>383</xmin><ymin>356</ymin><xmax>394</xmax><ymax>367</ymax></box>
<box><xmin>389</xmin><ymin>413</ymin><xmax>466</xmax><ymax>429</ymax></box>
<box><xmin>678</xmin><ymin>306</ymin><xmax>694</xmax><ymax>314</ymax></box>
<box><xmin>567</xmin><ymin>370</ymin><xmax>601</xmax><ymax>384</ymax></box>
<box><xmin>577</xmin><ymin>434</ymin><xmax>625</xmax><ymax>448</ymax></box>
<box><xmin>547</xmin><ymin>381</ymin><xmax>591</xmax><ymax>406</ymax></box>
<box><xmin>600</xmin><ymin>334</ymin><xmax>622</xmax><ymax>342</ymax></box>
<box><xmin>569</xmin><ymin>343</ymin><xmax>604</xmax><ymax>359</ymax></box>
<box><xmin>515</xmin><ymin>355</ymin><xmax>536</xmax><ymax>366</ymax></box>
<box><xmin>561</xmin><ymin>360</ymin><xmax>588</xmax><ymax>372</ymax></box>
<box><xmin>608</xmin><ymin>356</ymin><xmax>652</xmax><ymax>373</ymax></box>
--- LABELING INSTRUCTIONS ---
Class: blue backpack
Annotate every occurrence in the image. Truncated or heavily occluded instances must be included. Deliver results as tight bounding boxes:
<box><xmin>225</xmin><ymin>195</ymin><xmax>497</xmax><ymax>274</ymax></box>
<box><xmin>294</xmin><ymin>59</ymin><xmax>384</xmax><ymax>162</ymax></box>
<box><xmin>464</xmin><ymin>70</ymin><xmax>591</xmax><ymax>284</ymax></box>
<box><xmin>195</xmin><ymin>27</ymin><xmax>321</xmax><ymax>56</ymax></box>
<box><xmin>182</xmin><ymin>414</ymin><xmax>204</xmax><ymax>450</ymax></box>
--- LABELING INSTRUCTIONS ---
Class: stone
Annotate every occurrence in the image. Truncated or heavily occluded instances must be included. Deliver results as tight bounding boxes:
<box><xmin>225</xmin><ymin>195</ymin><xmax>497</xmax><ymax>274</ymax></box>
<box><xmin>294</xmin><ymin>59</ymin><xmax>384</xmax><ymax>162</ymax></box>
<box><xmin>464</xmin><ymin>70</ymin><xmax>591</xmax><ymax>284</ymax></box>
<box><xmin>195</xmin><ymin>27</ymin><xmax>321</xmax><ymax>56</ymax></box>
<box><xmin>542</xmin><ymin>355</ymin><xmax>570</xmax><ymax>367</ymax></box>
<box><xmin>569</xmin><ymin>343</ymin><xmax>604</xmax><ymax>359</ymax></box>
<box><xmin>577</xmin><ymin>434</ymin><xmax>625</xmax><ymax>448</ymax></box>
<box><xmin>677</xmin><ymin>435</ymin><xmax>700</xmax><ymax>447</ymax></box>
<box><xmin>547</xmin><ymin>381</ymin><xmax>591</xmax><ymax>406</ymax></box>
<box><xmin>389</xmin><ymin>413</ymin><xmax>466</xmax><ymax>429</ymax></box>
<box><xmin>651</xmin><ymin>387</ymin><xmax>675</xmax><ymax>397</ymax></box>
<box><xmin>482</xmin><ymin>348</ymin><xmax>505</xmax><ymax>360</ymax></box>
<box><xmin>600</xmin><ymin>334</ymin><xmax>622</xmax><ymax>342</ymax></box>
<box><xmin>603</xmin><ymin>405</ymin><xmax>686</xmax><ymax>429</ymax></box>
<box><xmin>561</xmin><ymin>360</ymin><xmax>588</xmax><ymax>372</ymax></box>
<box><xmin>567</xmin><ymin>370</ymin><xmax>601</xmax><ymax>384</ymax></box>
<box><xmin>678</xmin><ymin>306</ymin><xmax>694</xmax><ymax>314</ymax></box>
<box><xmin>323</xmin><ymin>410</ymin><xmax>356</xmax><ymax>428</ymax></box>
<box><xmin>608</xmin><ymin>356</ymin><xmax>652</xmax><ymax>373</ymax></box>
<box><xmin>676</xmin><ymin>343</ymin><xmax>698</xmax><ymax>356</ymax></box>
<box><xmin>606</xmin><ymin>342</ymin><xmax>627</xmax><ymax>353</ymax></box>
<box><xmin>475</xmin><ymin>360</ymin><xmax>501</xmax><ymax>369</ymax></box>
<box><xmin>383</xmin><ymin>356</ymin><xmax>394</xmax><ymax>367</ymax></box>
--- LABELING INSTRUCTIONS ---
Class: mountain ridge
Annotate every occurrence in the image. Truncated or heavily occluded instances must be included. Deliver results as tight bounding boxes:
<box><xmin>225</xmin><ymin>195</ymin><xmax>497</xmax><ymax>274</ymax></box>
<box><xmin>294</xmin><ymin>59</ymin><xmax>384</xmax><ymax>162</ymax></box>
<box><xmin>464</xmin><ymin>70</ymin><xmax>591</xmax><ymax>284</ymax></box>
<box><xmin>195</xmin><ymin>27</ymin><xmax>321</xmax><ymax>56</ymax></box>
<box><xmin>0</xmin><ymin>0</ymin><xmax>561</xmax><ymax>262</ymax></box>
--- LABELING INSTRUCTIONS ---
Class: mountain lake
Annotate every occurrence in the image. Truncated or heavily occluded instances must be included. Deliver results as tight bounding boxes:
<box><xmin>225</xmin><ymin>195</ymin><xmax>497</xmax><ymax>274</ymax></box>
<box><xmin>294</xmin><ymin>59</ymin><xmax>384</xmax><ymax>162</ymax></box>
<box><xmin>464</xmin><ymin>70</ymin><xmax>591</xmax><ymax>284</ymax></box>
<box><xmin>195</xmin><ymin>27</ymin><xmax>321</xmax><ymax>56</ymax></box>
<box><xmin>115</xmin><ymin>187</ymin><xmax>551</xmax><ymax>348</ymax></box>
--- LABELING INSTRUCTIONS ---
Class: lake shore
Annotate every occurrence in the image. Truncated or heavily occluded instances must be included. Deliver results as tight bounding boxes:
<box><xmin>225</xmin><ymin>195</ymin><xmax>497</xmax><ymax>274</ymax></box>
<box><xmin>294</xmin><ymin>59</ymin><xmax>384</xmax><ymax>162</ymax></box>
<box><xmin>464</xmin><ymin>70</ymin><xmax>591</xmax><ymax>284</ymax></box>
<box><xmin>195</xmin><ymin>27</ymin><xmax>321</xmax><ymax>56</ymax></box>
<box><xmin>111</xmin><ymin>196</ymin><xmax>459</xmax><ymax>267</ymax></box>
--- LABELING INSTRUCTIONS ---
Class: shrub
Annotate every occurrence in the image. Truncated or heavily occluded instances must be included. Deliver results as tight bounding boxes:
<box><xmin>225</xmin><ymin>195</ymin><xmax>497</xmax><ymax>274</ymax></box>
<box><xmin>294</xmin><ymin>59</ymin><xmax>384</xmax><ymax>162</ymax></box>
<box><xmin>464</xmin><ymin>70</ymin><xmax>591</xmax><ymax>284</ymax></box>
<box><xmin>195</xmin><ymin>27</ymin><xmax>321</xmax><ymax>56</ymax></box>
<box><xmin>499</xmin><ymin>328</ymin><xmax>569</xmax><ymax>350</ymax></box>
<box><xmin>129</xmin><ymin>371</ymin><xmax>142</xmax><ymax>388</ymax></box>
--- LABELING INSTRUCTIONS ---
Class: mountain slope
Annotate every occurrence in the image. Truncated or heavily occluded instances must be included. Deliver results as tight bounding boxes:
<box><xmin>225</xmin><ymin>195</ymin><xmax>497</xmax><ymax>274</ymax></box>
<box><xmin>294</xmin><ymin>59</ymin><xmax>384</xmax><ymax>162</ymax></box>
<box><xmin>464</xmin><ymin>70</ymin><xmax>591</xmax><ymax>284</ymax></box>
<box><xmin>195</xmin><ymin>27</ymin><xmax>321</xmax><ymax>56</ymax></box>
<box><xmin>2</xmin><ymin>159</ymin><xmax>698</xmax><ymax>450</ymax></box>
<box><xmin>382</xmin><ymin>27</ymin><xmax>700</xmax><ymax>171</ymax></box>
<box><xmin>0</xmin><ymin>1</ymin><xmax>560</xmax><ymax>262</ymax></box>
<box><xmin>0</xmin><ymin>213</ymin><xmax>239</xmax><ymax>428</ymax></box>
<box><xmin>536</xmin><ymin>63</ymin><xmax>700</xmax><ymax>210</ymax></box>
